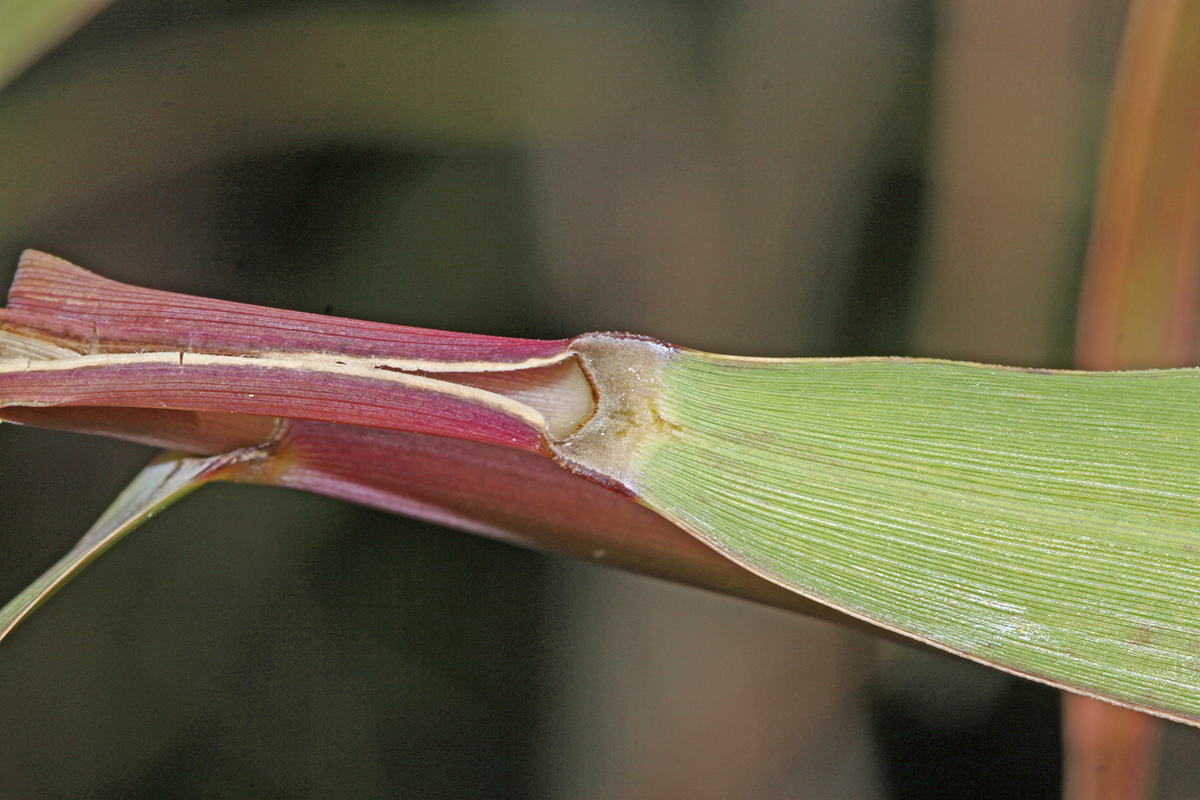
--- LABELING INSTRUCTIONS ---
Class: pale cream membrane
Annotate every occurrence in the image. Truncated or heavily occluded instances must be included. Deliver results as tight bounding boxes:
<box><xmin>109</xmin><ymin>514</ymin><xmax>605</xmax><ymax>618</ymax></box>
<box><xmin>553</xmin><ymin>333</ymin><xmax>678</xmax><ymax>490</ymax></box>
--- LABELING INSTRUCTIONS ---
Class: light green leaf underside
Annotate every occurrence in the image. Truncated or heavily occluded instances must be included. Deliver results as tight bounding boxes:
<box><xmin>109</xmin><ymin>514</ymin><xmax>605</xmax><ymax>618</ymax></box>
<box><xmin>0</xmin><ymin>450</ymin><xmax>222</xmax><ymax>643</ymax></box>
<box><xmin>639</xmin><ymin>354</ymin><xmax>1200</xmax><ymax>722</ymax></box>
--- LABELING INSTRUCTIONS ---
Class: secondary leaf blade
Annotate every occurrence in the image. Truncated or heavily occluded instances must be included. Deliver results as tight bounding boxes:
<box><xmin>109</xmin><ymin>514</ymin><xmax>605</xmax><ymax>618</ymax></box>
<box><xmin>0</xmin><ymin>448</ymin><xmax>244</xmax><ymax>643</ymax></box>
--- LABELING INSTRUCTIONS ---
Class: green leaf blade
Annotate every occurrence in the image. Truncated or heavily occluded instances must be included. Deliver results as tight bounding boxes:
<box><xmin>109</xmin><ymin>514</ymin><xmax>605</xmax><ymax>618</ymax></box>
<box><xmin>636</xmin><ymin>353</ymin><xmax>1200</xmax><ymax>722</ymax></box>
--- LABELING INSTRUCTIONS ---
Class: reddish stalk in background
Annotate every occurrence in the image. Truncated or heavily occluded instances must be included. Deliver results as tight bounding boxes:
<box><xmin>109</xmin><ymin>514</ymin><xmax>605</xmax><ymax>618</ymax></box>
<box><xmin>1069</xmin><ymin>0</ymin><xmax>1200</xmax><ymax>796</ymax></box>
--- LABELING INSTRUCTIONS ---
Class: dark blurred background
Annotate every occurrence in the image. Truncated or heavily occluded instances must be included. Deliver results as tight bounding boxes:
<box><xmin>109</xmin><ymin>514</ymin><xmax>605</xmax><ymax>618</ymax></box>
<box><xmin>5</xmin><ymin>1</ymin><xmax>1199</xmax><ymax>798</ymax></box>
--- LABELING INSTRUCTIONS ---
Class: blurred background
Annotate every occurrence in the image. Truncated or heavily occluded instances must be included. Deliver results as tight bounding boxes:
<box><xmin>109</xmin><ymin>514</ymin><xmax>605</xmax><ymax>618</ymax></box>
<box><xmin>2</xmin><ymin>0</ymin><xmax>1198</xmax><ymax>797</ymax></box>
